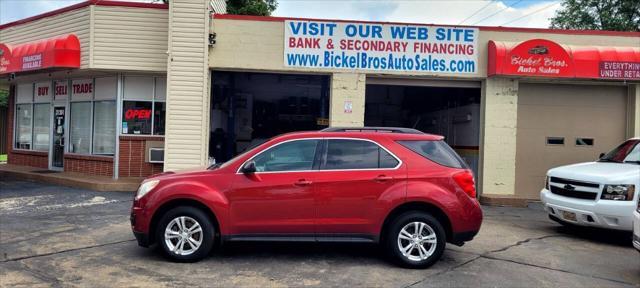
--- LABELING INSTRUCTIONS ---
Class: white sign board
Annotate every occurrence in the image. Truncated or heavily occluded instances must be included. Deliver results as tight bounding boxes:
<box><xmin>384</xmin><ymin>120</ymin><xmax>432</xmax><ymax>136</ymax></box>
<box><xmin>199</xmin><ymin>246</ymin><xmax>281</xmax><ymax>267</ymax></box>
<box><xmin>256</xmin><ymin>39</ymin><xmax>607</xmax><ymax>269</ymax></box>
<box><xmin>34</xmin><ymin>81</ymin><xmax>51</xmax><ymax>102</ymax></box>
<box><xmin>284</xmin><ymin>20</ymin><xmax>478</xmax><ymax>74</ymax></box>
<box><xmin>71</xmin><ymin>79</ymin><xmax>93</xmax><ymax>101</ymax></box>
<box><xmin>54</xmin><ymin>80</ymin><xmax>69</xmax><ymax>101</ymax></box>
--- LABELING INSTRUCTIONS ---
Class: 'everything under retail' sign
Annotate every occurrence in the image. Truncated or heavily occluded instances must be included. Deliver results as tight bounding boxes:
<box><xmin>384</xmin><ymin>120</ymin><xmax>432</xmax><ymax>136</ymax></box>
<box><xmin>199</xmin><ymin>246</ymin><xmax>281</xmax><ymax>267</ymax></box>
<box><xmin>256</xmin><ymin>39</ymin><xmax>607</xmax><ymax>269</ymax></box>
<box><xmin>284</xmin><ymin>20</ymin><xmax>478</xmax><ymax>74</ymax></box>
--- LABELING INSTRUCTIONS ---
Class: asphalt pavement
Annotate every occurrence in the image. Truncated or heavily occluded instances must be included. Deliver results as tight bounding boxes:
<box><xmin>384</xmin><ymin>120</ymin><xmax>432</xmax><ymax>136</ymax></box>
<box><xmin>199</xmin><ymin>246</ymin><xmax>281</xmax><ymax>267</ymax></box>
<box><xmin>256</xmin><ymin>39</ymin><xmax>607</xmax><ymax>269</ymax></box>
<box><xmin>1</xmin><ymin>178</ymin><xmax>638</xmax><ymax>287</ymax></box>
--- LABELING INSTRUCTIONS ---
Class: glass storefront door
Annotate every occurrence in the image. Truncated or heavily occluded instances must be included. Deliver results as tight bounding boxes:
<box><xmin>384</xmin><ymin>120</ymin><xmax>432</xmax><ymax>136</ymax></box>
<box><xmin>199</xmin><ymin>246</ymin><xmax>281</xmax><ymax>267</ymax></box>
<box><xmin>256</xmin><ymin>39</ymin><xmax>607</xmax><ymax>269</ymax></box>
<box><xmin>52</xmin><ymin>106</ymin><xmax>65</xmax><ymax>169</ymax></box>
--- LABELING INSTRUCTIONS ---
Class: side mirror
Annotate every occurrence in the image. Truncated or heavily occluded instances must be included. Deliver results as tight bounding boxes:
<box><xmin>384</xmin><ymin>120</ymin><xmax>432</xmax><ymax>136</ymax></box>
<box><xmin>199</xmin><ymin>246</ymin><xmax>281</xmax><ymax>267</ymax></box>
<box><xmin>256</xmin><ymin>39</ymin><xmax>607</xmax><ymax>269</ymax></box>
<box><xmin>599</xmin><ymin>153</ymin><xmax>605</xmax><ymax>159</ymax></box>
<box><xmin>241</xmin><ymin>161</ymin><xmax>257</xmax><ymax>174</ymax></box>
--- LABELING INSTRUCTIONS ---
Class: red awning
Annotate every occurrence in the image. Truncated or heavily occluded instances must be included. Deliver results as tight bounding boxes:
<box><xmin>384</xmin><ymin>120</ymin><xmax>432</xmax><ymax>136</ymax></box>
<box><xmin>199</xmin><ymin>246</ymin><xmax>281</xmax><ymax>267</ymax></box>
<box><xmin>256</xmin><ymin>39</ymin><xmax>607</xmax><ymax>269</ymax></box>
<box><xmin>0</xmin><ymin>34</ymin><xmax>80</xmax><ymax>75</ymax></box>
<box><xmin>488</xmin><ymin>39</ymin><xmax>640</xmax><ymax>80</ymax></box>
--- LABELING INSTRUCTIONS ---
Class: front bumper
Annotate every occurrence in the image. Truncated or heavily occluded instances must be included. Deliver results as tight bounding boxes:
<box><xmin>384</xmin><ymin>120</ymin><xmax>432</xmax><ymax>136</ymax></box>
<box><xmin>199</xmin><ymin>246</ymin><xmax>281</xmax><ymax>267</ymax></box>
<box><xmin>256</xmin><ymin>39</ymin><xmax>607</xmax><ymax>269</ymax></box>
<box><xmin>133</xmin><ymin>231</ymin><xmax>150</xmax><ymax>247</ymax></box>
<box><xmin>540</xmin><ymin>188</ymin><xmax>635</xmax><ymax>231</ymax></box>
<box><xmin>131</xmin><ymin>204</ymin><xmax>151</xmax><ymax>247</ymax></box>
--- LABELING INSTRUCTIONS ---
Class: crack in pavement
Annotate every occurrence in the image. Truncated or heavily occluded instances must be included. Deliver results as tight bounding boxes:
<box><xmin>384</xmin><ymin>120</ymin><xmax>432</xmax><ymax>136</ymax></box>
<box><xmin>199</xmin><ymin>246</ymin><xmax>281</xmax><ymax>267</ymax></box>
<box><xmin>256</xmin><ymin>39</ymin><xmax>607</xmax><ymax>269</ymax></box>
<box><xmin>405</xmin><ymin>234</ymin><xmax>638</xmax><ymax>288</ymax></box>
<box><xmin>0</xmin><ymin>239</ymin><xmax>136</xmax><ymax>263</ymax></box>
<box><xmin>17</xmin><ymin>261</ymin><xmax>65</xmax><ymax>288</ymax></box>
<box><xmin>486</xmin><ymin>234</ymin><xmax>563</xmax><ymax>254</ymax></box>
<box><xmin>403</xmin><ymin>255</ymin><xmax>482</xmax><ymax>288</ymax></box>
<box><xmin>479</xmin><ymin>254</ymin><xmax>638</xmax><ymax>287</ymax></box>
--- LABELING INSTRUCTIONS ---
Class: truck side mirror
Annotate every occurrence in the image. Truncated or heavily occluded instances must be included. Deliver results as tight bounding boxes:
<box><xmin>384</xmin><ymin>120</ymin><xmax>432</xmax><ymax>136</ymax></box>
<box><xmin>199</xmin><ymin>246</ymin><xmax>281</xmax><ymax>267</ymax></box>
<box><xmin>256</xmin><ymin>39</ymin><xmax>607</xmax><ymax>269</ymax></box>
<box><xmin>241</xmin><ymin>161</ymin><xmax>257</xmax><ymax>174</ymax></box>
<box><xmin>599</xmin><ymin>153</ymin><xmax>605</xmax><ymax>159</ymax></box>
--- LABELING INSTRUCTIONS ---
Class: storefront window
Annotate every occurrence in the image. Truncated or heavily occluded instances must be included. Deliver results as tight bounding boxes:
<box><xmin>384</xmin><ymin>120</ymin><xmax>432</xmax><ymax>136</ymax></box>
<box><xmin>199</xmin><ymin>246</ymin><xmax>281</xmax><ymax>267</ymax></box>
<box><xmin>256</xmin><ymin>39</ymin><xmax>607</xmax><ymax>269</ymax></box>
<box><xmin>15</xmin><ymin>82</ymin><xmax>52</xmax><ymax>152</ymax></box>
<box><xmin>15</xmin><ymin>104</ymin><xmax>32</xmax><ymax>149</ymax></box>
<box><xmin>93</xmin><ymin>101</ymin><xmax>116</xmax><ymax>154</ymax></box>
<box><xmin>154</xmin><ymin>102</ymin><xmax>166</xmax><ymax>135</ymax></box>
<box><xmin>70</xmin><ymin>102</ymin><xmax>92</xmax><ymax>154</ymax></box>
<box><xmin>122</xmin><ymin>101</ymin><xmax>152</xmax><ymax>135</ymax></box>
<box><xmin>33</xmin><ymin>104</ymin><xmax>50</xmax><ymax>151</ymax></box>
<box><xmin>121</xmin><ymin>76</ymin><xmax>166</xmax><ymax>136</ymax></box>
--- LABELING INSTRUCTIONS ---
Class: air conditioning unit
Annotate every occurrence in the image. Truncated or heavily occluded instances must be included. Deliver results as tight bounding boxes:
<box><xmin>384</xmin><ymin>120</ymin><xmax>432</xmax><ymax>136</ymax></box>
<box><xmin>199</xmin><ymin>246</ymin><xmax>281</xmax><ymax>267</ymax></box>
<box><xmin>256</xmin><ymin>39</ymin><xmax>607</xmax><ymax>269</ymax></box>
<box><xmin>149</xmin><ymin>148</ymin><xmax>165</xmax><ymax>163</ymax></box>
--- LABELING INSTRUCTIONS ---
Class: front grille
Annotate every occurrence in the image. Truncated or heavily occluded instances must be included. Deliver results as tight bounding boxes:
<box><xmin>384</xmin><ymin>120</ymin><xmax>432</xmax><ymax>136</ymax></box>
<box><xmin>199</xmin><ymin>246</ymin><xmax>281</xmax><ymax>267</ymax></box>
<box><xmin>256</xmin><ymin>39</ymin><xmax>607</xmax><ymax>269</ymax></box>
<box><xmin>550</xmin><ymin>186</ymin><xmax>598</xmax><ymax>200</ymax></box>
<box><xmin>550</xmin><ymin>177</ymin><xmax>599</xmax><ymax>188</ymax></box>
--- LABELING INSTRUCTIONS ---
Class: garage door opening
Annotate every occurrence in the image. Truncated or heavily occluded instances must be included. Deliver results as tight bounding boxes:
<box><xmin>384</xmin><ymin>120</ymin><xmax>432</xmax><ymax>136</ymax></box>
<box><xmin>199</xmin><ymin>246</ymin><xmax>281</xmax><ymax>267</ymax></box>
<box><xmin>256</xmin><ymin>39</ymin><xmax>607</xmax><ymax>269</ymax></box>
<box><xmin>365</xmin><ymin>82</ymin><xmax>481</xmax><ymax>177</ymax></box>
<box><xmin>210</xmin><ymin>71</ymin><xmax>330</xmax><ymax>163</ymax></box>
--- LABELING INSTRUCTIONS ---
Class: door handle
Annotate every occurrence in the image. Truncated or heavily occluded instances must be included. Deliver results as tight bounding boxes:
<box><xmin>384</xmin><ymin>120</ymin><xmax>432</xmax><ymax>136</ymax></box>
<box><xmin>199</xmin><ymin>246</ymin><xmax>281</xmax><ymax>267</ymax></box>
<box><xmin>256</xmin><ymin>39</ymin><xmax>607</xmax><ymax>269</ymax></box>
<box><xmin>294</xmin><ymin>179</ymin><xmax>313</xmax><ymax>186</ymax></box>
<box><xmin>374</xmin><ymin>175</ymin><xmax>393</xmax><ymax>182</ymax></box>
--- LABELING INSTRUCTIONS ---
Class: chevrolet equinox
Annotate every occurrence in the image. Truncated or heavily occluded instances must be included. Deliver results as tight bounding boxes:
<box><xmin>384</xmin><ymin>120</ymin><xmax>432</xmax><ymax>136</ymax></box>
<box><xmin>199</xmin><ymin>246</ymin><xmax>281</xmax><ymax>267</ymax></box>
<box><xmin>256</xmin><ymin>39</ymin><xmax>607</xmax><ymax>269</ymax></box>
<box><xmin>130</xmin><ymin>127</ymin><xmax>483</xmax><ymax>268</ymax></box>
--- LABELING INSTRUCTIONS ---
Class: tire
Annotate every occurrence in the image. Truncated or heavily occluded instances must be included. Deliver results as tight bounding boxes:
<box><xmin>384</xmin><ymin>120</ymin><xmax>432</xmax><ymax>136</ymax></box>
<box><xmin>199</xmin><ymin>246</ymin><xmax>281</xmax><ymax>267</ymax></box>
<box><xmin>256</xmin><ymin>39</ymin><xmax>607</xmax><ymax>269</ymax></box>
<box><xmin>156</xmin><ymin>206</ymin><xmax>215</xmax><ymax>262</ymax></box>
<box><xmin>385</xmin><ymin>211</ymin><xmax>446</xmax><ymax>269</ymax></box>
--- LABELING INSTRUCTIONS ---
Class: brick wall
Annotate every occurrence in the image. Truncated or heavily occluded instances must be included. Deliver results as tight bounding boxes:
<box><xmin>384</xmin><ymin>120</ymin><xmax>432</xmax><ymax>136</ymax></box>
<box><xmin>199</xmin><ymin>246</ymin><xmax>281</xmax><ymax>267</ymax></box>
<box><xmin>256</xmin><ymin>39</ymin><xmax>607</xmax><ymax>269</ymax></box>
<box><xmin>119</xmin><ymin>136</ymin><xmax>164</xmax><ymax>177</ymax></box>
<box><xmin>64</xmin><ymin>154</ymin><xmax>114</xmax><ymax>176</ymax></box>
<box><xmin>10</xmin><ymin>150</ymin><xmax>49</xmax><ymax>168</ymax></box>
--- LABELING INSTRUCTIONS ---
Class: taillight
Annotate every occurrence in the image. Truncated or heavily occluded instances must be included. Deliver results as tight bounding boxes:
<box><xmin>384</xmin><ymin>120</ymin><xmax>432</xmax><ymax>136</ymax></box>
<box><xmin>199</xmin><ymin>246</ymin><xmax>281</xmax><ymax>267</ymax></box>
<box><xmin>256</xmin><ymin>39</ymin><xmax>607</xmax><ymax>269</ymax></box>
<box><xmin>453</xmin><ymin>170</ymin><xmax>476</xmax><ymax>198</ymax></box>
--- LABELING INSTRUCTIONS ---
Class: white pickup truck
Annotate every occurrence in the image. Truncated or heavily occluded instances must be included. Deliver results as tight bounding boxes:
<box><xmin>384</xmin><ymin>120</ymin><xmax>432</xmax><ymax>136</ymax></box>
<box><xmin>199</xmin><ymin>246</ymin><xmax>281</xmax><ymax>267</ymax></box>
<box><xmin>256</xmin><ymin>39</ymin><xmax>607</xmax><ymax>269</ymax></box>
<box><xmin>541</xmin><ymin>138</ymin><xmax>640</xmax><ymax>232</ymax></box>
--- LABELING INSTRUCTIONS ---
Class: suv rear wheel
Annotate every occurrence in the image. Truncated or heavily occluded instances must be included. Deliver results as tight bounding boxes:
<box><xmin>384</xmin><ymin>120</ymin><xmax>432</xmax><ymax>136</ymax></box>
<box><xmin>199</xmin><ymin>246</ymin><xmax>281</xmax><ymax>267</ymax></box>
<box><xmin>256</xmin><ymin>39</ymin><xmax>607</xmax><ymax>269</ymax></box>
<box><xmin>156</xmin><ymin>206</ymin><xmax>215</xmax><ymax>262</ymax></box>
<box><xmin>386</xmin><ymin>211</ymin><xmax>446</xmax><ymax>268</ymax></box>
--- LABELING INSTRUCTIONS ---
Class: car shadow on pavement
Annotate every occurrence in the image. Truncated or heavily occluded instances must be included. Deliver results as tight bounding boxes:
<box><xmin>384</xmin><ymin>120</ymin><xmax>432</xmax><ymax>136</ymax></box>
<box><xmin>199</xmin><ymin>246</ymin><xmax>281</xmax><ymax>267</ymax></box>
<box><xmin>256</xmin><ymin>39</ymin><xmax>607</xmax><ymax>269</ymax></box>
<box><xmin>216</xmin><ymin>241</ymin><xmax>384</xmax><ymax>257</ymax></box>
<box><xmin>133</xmin><ymin>241</ymin><xmax>396</xmax><ymax>265</ymax></box>
<box><xmin>553</xmin><ymin>225</ymin><xmax>633</xmax><ymax>247</ymax></box>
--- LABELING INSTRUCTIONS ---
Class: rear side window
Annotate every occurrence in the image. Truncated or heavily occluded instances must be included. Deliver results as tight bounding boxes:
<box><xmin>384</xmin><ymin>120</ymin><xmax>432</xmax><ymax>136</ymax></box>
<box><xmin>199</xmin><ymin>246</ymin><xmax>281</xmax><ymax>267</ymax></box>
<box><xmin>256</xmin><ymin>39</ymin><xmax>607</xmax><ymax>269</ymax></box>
<box><xmin>323</xmin><ymin>139</ymin><xmax>399</xmax><ymax>170</ymax></box>
<box><xmin>398</xmin><ymin>140</ymin><xmax>468</xmax><ymax>169</ymax></box>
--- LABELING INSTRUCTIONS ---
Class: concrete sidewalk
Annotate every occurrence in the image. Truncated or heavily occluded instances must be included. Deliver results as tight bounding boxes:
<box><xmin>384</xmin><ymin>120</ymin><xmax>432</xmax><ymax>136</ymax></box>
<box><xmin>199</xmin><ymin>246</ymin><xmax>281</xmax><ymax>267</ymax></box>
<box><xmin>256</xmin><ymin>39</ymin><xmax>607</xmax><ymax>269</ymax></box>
<box><xmin>0</xmin><ymin>164</ymin><xmax>141</xmax><ymax>192</ymax></box>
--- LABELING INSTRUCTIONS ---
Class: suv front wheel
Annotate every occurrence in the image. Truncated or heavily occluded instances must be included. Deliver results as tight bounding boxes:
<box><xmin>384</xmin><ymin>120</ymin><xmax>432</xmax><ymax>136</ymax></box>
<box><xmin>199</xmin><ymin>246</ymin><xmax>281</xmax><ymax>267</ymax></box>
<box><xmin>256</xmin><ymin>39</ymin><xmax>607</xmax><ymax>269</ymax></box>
<box><xmin>156</xmin><ymin>206</ymin><xmax>215</xmax><ymax>262</ymax></box>
<box><xmin>386</xmin><ymin>211</ymin><xmax>446</xmax><ymax>268</ymax></box>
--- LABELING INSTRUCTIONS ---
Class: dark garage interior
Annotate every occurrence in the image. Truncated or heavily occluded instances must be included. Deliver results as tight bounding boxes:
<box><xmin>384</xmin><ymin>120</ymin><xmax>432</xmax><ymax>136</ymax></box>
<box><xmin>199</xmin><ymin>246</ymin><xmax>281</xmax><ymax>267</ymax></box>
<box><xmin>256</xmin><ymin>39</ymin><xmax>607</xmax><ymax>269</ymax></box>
<box><xmin>209</xmin><ymin>71</ymin><xmax>330</xmax><ymax>163</ymax></box>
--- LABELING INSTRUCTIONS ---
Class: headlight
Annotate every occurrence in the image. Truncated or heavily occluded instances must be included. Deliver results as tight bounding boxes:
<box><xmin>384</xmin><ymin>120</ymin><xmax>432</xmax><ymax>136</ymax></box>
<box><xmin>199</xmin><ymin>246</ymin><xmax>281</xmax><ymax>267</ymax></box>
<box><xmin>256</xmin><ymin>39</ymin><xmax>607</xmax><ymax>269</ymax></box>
<box><xmin>135</xmin><ymin>180</ymin><xmax>159</xmax><ymax>200</ymax></box>
<box><xmin>545</xmin><ymin>176</ymin><xmax>550</xmax><ymax>190</ymax></box>
<box><xmin>601</xmin><ymin>184</ymin><xmax>635</xmax><ymax>201</ymax></box>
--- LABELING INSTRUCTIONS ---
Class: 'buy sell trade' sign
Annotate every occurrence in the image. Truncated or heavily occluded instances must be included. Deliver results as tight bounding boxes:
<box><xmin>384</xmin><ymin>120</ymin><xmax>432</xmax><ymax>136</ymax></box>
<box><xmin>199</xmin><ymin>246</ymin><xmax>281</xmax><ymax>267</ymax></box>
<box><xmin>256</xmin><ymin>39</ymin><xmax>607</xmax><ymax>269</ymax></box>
<box><xmin>284</xmin><ymin>20</ymin><xmax>478</xmax><ymax>74</ymax></box>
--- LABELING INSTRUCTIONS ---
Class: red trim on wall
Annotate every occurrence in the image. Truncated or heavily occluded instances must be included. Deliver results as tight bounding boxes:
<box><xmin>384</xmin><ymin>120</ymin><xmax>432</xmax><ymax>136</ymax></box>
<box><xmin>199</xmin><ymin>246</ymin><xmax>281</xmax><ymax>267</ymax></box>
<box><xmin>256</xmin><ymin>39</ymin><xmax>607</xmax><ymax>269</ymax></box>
<box><xmin>213</xmin><ymin>14</ymin><xmax>640</xmax><ymax>37</ymax></box>
<box><xmin>119</xmin><ymin>135</ymin><xmax>165</xmax><ymax>141</ymax></box>
<box><xmin>64</xmin><ymin>153</ymin><xmax>114</xmax><ymax>163</ymax></box>
<box><xmin>11</xmin><ymin>149</ymin><xmax>48</xmax><ymax>156</ymax></box>
<box><xmin>0</xmin><ymin>0</ymin><xmax>168</xmax><ymax>30</ymax></box>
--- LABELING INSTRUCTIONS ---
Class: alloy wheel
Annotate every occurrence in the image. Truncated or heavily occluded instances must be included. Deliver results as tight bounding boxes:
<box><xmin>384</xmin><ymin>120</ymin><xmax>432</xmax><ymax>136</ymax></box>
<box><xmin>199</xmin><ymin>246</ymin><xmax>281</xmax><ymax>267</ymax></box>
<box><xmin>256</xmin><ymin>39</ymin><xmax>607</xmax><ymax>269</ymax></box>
<box><xmin>164</xmin><ymin>216</ymin><xmax>203</xmax><ymax>256</ymax></box>
<box><xmin>397</xmin><ymin>221</ymin><xmax>437</xmax><ymax>262</ymax></box>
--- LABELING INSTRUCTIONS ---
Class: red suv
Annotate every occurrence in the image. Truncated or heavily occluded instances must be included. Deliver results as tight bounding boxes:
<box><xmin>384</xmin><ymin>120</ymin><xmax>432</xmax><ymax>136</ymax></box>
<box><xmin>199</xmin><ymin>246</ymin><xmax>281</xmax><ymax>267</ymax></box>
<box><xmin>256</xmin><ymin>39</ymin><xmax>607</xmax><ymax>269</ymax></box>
<box><xmin>131</xmin><ymin>127</ymin><xmax>482</xmax><ymax>268</ymax></box>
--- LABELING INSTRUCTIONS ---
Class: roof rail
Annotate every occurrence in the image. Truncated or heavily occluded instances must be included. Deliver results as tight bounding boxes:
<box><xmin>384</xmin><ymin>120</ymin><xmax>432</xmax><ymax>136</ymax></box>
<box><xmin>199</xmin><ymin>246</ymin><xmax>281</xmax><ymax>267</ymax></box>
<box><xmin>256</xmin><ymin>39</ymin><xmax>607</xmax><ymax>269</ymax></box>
<box><xmin>320</xmin><ymin>127</ymin><xmax>425</xmax><ymax>134</ymax></box>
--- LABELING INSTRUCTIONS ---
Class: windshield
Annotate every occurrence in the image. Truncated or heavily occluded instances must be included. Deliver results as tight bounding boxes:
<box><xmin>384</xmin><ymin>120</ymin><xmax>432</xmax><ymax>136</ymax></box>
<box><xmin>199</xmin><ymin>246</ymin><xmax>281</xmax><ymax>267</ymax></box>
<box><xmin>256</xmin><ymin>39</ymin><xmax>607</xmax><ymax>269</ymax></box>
<box><xmin>598</xmin><ymin>140</ymin><xmax>640</xmax><ymax>164</ymax></box>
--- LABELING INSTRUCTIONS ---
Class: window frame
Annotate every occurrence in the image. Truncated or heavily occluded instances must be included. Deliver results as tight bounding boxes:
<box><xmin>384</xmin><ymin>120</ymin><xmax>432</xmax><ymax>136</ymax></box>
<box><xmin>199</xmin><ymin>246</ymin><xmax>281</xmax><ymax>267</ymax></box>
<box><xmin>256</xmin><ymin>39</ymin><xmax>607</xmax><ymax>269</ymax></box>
<box><xmin>67</xmin><ymin>77</ymin><xmax>117</xmax><ymax>156</ymax></box>
<box><xmin>121</xmin><ymin>76</ymin><xmax>166</xmax><ymax>136</ymax></box>
<box><xmin>546</xmin><ymin>136</ymin><xmax>565</xmax><ymax>146</ymax></box>
<box><xmin>14</xmin><ymin>103</ymin><xmax>34</xmax><ymax>150</ymax></box>
<box><xmin>13</xmin><ymin>83</ymin><xmax>52</xmax><ymax>152</ymax></box>
<box><xmin>92</xmin><ymin>100</ymin><xmax>117</xmax><ymax>155</ymax></box>
<box><xmin>250</xmin><ymin>139</ymin><xmax>321</xmax><ymax>173</ymax></box>
<box><xmin>69</xmin><ymin>101</ymin><xmax>94</xmax><ymax>155</ymax></box>
<box><xmin>236</xmin><ymin>137</ymin><xmax>402</xmax><ymax>174</ymax></box>
<box><xmin>575</xmin><ymin>137</ymin><xmax>594</xmax><ymax>147</ymax></box>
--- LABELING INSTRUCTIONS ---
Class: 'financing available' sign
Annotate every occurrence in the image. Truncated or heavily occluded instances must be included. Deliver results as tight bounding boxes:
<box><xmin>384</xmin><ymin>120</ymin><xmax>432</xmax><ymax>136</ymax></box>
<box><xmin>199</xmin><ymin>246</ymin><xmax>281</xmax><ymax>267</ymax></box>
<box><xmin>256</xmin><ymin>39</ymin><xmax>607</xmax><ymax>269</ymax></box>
<box><xmin>284</xmin><ymin>20</ymin><xmax>478</xmax><ymax>74</ymax></box>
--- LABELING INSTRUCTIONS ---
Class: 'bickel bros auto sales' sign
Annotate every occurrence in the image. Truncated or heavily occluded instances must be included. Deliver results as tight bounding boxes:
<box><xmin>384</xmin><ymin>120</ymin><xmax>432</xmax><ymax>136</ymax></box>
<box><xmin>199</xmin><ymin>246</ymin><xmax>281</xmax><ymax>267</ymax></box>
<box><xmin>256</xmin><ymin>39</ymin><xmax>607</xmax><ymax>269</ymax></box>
<box><xmin>284</xmin><ymin>20</ymin><xmax>478</xmax><ymax>74</ymax></box>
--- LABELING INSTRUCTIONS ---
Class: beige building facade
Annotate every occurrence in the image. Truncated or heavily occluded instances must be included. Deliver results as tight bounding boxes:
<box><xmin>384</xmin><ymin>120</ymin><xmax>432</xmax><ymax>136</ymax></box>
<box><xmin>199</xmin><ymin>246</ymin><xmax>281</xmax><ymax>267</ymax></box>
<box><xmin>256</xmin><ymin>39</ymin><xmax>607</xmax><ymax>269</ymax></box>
<box><xmin>2</xmin><ymin>0</ymin><xmax>639</xmax><ymax>205</ymax></box>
